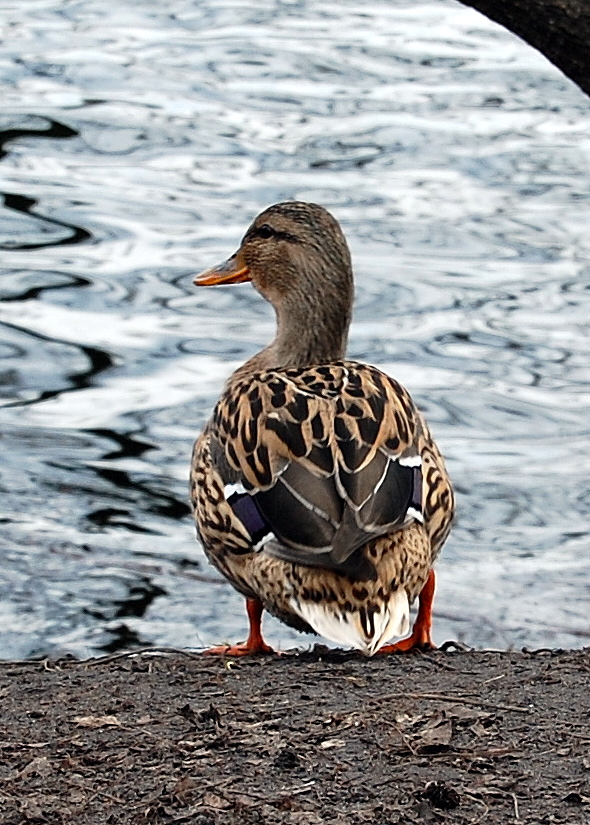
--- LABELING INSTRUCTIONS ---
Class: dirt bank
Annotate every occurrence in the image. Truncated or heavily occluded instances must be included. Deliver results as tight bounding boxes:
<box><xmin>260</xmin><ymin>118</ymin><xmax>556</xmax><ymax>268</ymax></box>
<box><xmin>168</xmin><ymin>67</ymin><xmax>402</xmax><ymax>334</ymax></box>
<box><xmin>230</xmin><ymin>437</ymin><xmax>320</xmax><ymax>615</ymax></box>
<box><xmin>0</xmin><ymin>646</ymin><xmax>588</xmax><ymax>824</ymax></box>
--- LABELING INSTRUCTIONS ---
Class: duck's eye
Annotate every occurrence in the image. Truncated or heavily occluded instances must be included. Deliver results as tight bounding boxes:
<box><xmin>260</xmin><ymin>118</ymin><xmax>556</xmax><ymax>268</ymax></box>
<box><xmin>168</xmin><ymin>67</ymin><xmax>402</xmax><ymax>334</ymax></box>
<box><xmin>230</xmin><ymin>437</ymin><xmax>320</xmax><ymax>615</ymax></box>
<box><xmin>256</xmin><ymin>224</ymin><xmax>275</xmax><ymax>239</ymax></box>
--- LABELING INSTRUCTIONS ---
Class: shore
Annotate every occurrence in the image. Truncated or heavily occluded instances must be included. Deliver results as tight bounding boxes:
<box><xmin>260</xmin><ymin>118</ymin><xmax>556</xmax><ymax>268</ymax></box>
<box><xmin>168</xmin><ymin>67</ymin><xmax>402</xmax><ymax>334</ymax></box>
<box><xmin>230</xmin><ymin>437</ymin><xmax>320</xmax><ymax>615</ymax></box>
<box><xmin>0</xmin><ymin>646</ymin><xmax>588</xmax><ymax>824</ymax></box>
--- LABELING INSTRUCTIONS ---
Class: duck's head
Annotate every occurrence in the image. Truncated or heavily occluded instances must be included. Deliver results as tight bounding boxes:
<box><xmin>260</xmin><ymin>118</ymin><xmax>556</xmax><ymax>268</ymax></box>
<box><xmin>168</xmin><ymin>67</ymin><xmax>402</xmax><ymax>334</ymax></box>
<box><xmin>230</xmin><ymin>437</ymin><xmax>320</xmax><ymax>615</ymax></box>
<box><xmin>194</xmin><ymin>201</ymin><xmax>354</xmax><ymax>368</ymax></box>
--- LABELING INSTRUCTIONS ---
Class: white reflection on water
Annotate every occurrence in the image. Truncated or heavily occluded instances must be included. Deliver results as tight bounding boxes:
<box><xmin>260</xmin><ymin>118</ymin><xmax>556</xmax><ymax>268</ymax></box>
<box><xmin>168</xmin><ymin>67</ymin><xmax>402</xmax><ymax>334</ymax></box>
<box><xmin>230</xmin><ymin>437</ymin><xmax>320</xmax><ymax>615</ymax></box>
<box><xmin>0</xmin><ymin>0</ymin><xmax>589</xmax><ymax>657</ymax></box>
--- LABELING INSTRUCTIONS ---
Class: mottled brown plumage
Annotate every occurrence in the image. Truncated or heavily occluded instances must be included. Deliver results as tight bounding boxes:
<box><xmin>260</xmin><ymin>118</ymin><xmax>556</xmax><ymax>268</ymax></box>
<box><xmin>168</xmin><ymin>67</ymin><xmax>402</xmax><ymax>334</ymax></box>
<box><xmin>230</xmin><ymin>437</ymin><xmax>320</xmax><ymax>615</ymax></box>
<box><xmin>190</xmin><ymin>201</ymin><xmax>454</xmax><ymax>655</ymax></box>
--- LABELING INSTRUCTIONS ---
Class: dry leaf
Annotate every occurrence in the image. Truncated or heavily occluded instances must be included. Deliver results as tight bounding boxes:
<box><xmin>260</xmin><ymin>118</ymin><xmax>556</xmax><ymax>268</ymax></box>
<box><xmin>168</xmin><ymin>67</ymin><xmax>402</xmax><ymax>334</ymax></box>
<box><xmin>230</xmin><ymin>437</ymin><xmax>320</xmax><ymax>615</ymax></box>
<box><xmin>416</xmin><ymin>716</ymin><xmax>453</xmax><ymax>751</ymax></box>
<box><xmin>289</xmin><ymin>814</ymin><xmax>325</xmax><ymax>824</ymax></box>
<box><xmin>320</xmin><ymin>737</ymin><xmax>346</xmax><ymax>749</ymax></box>
<box><xmin>172</xmin><ymin>775</ymin><xmax>198</xmax><ymax>803</ymax></box>
<box><xmin>73</xmin><ymin>715</ymin><xmax>121</xmax><ymax>728</ymax></box>
<box><xmin>202</xmin><ymin>792</ymin><xmax>230</xmax><ymax>810</ymax></box>
<box><xmin>18</xmin><ymin>756</ymin><xmax>51</xmax><ymax>779</ymax></box>
<box><xmin>446</xmin><ymin>705</ymin><xmax>492</xmax><ymax>722</ymax></box>
<box><xmin>470</xmin><ymin>721</ymin><xmax>492</xmax><ymax>738</ymax></box>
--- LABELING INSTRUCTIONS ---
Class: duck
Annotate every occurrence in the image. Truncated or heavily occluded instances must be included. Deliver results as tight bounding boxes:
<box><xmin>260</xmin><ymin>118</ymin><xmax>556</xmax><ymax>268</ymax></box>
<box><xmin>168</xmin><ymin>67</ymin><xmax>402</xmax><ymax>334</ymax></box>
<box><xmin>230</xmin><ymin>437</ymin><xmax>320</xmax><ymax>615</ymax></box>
<box><xmin>190</xmin><ymin>201</ymin><xmax>454</xmax><ymax>656</ymax></box>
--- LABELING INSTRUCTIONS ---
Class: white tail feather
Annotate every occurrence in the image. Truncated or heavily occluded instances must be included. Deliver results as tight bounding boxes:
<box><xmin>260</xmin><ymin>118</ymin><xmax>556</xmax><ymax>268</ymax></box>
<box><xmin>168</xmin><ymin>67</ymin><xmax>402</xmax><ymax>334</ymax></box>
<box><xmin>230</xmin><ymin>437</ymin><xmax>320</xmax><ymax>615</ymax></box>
<box><xmin>291</xmin><ymin>589</ymin><xmax>410</xmax><ymax>656</ymax></box>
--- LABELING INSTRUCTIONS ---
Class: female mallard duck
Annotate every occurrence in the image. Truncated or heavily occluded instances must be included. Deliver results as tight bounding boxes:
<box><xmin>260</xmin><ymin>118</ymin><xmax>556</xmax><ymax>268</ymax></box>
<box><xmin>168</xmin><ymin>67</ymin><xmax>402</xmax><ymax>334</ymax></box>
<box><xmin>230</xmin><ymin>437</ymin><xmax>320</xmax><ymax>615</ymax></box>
<box><xmin>190</xmin><ymin>201</ymin><xmax>454</xmax><ymax>656</ymax></box>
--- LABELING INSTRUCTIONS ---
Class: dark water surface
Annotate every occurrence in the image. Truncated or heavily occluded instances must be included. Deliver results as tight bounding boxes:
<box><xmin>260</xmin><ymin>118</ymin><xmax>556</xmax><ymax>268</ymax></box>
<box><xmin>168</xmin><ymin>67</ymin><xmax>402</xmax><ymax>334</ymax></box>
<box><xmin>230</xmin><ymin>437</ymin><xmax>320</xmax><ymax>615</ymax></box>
<box><xmin>1</xmin><ymin>0</ymin><xmax>589</xmax><ymax>658</ymax></box>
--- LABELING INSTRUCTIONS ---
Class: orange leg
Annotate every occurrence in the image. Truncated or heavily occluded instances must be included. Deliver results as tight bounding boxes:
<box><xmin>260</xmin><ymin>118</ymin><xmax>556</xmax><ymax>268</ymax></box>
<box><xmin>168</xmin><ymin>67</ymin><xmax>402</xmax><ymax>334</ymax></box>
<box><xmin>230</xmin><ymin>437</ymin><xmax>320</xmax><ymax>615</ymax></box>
<box><xmin>378</xmin><ymin>569</ymin><xmax>437</xmax><ymax>654</ymax></box>
<box><xmin>203</xmin><ymin>597</ymin><xmax>275</xmax><ymax>656</ymax></box>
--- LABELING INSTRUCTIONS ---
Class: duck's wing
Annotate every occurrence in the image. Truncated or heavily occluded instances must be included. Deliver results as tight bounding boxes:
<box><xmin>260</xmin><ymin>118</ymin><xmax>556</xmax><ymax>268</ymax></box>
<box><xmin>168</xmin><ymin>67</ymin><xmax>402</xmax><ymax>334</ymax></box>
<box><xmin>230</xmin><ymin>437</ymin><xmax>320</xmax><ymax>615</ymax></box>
<box><xmin>209</xmin><ymin>362</ymin><xmax>424</xmax><ymax>575</ymax></box>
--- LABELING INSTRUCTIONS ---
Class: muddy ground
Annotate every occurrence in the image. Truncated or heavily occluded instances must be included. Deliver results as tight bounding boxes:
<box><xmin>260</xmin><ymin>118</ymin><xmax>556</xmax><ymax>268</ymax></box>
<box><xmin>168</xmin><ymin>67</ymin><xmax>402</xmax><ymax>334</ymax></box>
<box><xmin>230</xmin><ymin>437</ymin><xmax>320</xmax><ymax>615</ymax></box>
<box><xmin>0</xmin><ymin>646</ymin><xmax>588</xmax><ymax>825</ymax></box>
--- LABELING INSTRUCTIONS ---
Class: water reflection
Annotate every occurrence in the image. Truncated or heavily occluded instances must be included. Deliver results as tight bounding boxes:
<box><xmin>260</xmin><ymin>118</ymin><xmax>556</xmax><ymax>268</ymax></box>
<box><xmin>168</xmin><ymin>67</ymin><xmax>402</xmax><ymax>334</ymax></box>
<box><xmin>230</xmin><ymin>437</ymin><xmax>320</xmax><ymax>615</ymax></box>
<box><xmin>0</xmin><ymin>0</ymin><xmax>588</xmax><ymax>658</ymax></box>
<box><xmin>0</xmin><ymin>193</ymin><xmax>91</xmax><ymax>251</ymax></box>
<box><xmin>0</xmin><ymin>119</ymin><xmax>77</xmax><ymax>160</ymax></box>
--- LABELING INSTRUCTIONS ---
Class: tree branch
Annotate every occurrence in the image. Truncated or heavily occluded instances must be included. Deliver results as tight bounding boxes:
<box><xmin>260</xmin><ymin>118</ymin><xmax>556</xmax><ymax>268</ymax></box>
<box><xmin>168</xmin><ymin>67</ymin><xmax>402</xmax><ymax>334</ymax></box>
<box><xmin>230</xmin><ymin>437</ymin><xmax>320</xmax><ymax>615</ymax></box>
<box><xmin>457</xmin><ymin>0</ymin><xmax>590</xmax><ymax>97</ymax></box>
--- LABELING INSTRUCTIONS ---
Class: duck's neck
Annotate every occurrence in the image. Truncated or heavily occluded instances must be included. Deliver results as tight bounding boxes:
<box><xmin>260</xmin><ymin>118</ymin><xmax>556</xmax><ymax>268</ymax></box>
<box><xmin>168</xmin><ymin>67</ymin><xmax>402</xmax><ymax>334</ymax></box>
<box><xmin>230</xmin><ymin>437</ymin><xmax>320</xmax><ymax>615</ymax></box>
<box><xmin>236</xmin><ymin>291</ymin><xmax>352</xmax><ymax>375</ymax></box>
<box><xmin>273</xmin><ymin>292</ymin><xmax>351</xmax><ymax>367</ymax></box>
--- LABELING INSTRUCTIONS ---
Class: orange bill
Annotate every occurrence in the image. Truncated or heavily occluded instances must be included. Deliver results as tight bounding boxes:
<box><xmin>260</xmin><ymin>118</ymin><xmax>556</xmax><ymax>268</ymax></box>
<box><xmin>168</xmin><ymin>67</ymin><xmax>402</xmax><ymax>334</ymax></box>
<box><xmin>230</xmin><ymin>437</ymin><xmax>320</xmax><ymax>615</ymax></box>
<box><xmin>194</xmin><ymin>251</ymin><xmax>251</xmax><ymax>286</ymax></box>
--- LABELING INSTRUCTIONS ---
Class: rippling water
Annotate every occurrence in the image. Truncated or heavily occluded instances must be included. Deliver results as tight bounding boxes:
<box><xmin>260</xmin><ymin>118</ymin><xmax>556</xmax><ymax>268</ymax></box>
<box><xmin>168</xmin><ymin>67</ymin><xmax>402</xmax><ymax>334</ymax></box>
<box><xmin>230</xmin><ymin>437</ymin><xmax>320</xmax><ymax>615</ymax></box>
<box><xmin>1</xmin><ymin>0</ymin><xmax>589</xmax><ymax>658</ymax></box>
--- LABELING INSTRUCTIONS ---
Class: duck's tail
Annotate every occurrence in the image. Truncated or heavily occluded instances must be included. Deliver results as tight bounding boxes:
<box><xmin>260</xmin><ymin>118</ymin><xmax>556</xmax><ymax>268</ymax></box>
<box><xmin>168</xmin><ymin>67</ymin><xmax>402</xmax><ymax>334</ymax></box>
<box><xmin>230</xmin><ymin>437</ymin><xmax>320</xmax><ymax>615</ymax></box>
<box><xmin>291</xmin><ymin>587</ymin><xmax>410</xmax><ymax>656</ymax></box>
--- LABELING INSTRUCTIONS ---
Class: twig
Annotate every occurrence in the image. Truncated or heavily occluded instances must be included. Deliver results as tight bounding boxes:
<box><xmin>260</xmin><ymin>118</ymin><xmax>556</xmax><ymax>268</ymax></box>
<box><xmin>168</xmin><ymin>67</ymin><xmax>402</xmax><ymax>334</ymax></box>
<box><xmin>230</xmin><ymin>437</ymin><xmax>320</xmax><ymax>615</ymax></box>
<box><xmin>377</xmin><ymin>691</ymin><xmax>530</xmax><ymax>714</ymax></box>
<box><xmin>206</xmin><ymin>781</ymin><xmax>316</xmax><ymax>804</ymax></box>
<box><xmin>391</xmin><ymin>722</ymin><xmax>419</xmax><ymax>756</ymax></box>
<box><xmin>462</xmin><ymin>791</ymin><xmax>490</xmax><ymax>822</ymax></box>
<box><xmin>455</xmin><ymin>746</ymin><xmax>521</xmax><ymax>760</ymax></box>
<box><xmin>82</xmin><ymin>646</ymin><xmax>208</xmax><ymax>666</ymax></box>
<box><xmin>511</xmin><ymin>792</ymin><xmax>520</xmax><ymax>820</ymax></box>
<box><xmin>90</xmin><ymin>789</ymin><xmax>126</xmax><ymax>805</ymax></box>
<box><xmin>0</xmin><ymin>646</ymin><xmax>214</xmax><ymax>670</ymax></box>
<box><xmin>481</xmin><ymin>674</ymin><xmax>506</xmax><ymax>685</ymax></box>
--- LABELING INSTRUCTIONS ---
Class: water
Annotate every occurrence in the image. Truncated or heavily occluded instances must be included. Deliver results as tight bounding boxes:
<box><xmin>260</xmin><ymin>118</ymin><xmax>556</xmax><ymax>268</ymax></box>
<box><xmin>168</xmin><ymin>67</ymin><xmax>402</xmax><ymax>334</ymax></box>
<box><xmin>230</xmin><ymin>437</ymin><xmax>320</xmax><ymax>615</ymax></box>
<box><xmin>1</xmin><ymin>0</ymin><xmax>589</xmax><ymax>659</ymax></box>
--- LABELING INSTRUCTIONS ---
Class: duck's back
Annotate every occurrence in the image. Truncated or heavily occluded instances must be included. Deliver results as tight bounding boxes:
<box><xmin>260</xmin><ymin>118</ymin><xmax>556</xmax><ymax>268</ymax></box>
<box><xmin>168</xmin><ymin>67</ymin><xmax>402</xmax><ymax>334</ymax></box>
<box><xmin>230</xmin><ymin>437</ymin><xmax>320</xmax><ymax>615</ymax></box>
<box><xmin>191</xmin><ymin>360</ymin><xmax>453</xmax><ymax>585</ymax></box>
